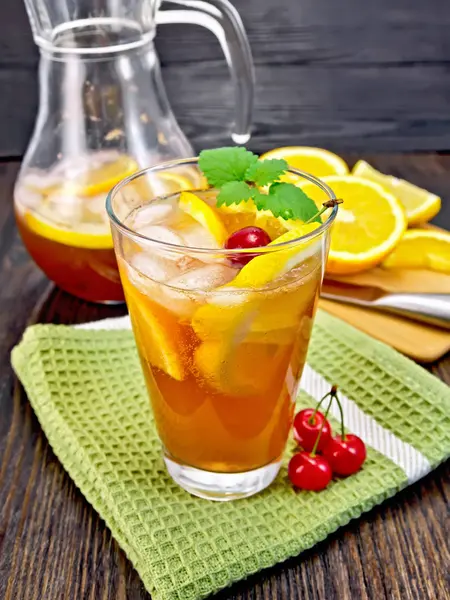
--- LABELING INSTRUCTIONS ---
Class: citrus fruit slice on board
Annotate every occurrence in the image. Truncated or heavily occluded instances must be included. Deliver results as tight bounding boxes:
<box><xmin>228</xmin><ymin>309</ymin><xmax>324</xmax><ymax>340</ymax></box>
<box><xmin>382</xmin><ymin>229</ymin><xmax>450</xmax><ymax>273</ymax></box>
<box><xmin>260</xmin><ymin>147</ymin><xmax>349</xmax><ymax>184</ymax></box>
<box><xmin>352</xmin><ymin>160</ymin><xmax>441</xmax><ymax>226</ymax></box>
<box><xmin>300</xmin><ymin>176</ymin><xmax>407</xmax><ymax>275</ymax></box>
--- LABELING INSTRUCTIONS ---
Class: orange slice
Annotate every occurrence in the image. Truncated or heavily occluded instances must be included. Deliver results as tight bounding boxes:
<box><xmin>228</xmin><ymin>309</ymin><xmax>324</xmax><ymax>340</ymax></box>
<box><xmin>300</xmin><ymin>176</ymin><xmax>407</xmax><ymax>274</ymax></box>
<box><xmin>382</xmin><ymin>229</ymin><xmax>450</xmax><ymax>273</ymax></box>
<box><xmin>260</xmin><ymin>146</ymin><xmax>349</xmax><ymax>184</ymax></box>
<box><xmin>352</xmin><ymin>160</ymin><xmax>441</xmax><ymax>226</ymax></box>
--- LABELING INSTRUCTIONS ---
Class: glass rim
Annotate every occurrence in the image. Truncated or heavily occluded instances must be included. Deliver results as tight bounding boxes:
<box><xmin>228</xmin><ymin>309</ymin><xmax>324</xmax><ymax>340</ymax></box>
<box><xmin>106</xmin><ymin>157</ymin><xmax>338</xmax><ymax>257</ymax></box>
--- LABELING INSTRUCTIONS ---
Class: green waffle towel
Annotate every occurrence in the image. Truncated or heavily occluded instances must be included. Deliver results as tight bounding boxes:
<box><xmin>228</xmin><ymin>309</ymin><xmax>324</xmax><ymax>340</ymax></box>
<box><xmin>11</xmin><ymin>310</ymin><xmax>450</xmax><ymax>600</ymax></box>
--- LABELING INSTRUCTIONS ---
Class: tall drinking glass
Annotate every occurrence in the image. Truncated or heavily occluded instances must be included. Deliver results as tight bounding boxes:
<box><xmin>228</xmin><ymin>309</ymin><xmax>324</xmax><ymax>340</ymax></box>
<box><xmin>107</xmin><ymin>158</ymin><xmax>337</xmax><ymax>500</ymax></box>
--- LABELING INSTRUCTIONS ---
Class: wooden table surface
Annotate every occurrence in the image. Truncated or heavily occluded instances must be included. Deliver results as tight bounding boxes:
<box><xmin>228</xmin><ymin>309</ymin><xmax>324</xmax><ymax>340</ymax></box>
<box><xmin>0</xmin><ymin>153</ymin><xmax>449</xmax><ymax>600</ymax></box>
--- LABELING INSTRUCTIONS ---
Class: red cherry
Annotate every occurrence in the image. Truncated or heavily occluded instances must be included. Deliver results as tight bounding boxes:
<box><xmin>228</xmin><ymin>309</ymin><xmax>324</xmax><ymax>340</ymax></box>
<box><xmin>323</xmin><ymin>434</ymin><xmax>367</xmax><ymax>476</ymax></box>
<box><xmin>288</xmin><ymin>452</ymin><xmax>332</xmax><ymax>491</ymax></box>
<box><xmin>293</xmin><ymin>408</ymin><xmax>332</xmax><ymax>452</ymax></box>
<box><xmin>225</xmin><ymin>226</ymin><xmax>271</xmax><ymax>265</ymax></box>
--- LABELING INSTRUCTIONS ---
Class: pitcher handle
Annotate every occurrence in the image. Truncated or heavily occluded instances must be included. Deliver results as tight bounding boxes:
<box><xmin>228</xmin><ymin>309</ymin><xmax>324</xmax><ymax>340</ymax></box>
<box><xmin>156</xmin><ymin>0</ymin><xmax>255</xmax><ymax>144</ymax></box>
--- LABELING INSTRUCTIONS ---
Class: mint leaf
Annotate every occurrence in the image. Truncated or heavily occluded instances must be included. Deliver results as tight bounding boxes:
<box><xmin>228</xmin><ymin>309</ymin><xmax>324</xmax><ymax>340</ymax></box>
<box><xmin>256</xmin><ymin>183</ymin><xmax>320</xmax><ymax>222</ymax></box>
<box><xmin>199</xmin><ymin>147</ymin><xmax>258</xmax><ymax>187</ymax></box>
<box><xmin>217</xmin><ymin>181</ymin><xmax>255</xmax><ymax>207</ymax></box>
<box><xmin>245</xmin><ymin>158</ymin><xmax>288</xmax><ymax>186</ymax></box>
<box><xmin>198</xmin><ymin>146</ymin><xmax>322</xmax><ymax>223</ymax></box>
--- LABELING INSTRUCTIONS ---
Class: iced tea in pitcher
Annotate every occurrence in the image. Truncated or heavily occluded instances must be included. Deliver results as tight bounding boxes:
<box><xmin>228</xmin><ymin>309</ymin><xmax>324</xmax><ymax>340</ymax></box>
<box><xmin>107</xmin><ymin>150</ymin><xmax>338</xmax><ymax>500</ymax></box>
<box><xmin>14</xmin><ymin>153</ymin><xmax>194</xmax><ymax>302</ymax></box>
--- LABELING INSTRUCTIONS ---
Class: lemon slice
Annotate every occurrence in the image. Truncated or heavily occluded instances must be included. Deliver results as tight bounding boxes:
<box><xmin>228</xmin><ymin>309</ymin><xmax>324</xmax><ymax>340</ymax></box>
<box><xmin>78</xmin><ymin>155</ymin><xmax>138</xmax><ymax>197</ymax></box>
<box><xmin>124</xmin><ymin>279</ymin><xmax>185</xmax><ymax>380</ymax></box>
<box><xmin>217</xmin><ymin>200</ymin><xmax>257</xmax><ymax>234</ymax></box>
<box><xmin>192</xmin><ymin>223</ymin><xmax>321</xmax><ymax>393</ymax></box>
<box><xmin>254</xmin><ymin>210</ymin><xmax>303</xmax><ymax>240</ymax></box>
<box><xmin>352</xmin><ymin>160</ymin><xmax>441</xmax><ymax>226</ymax></box>
<box><xmin>260</xmin><ymin>146</ymin><xmax>349</xmax><ymax>184</ymax></box>
<box><xmin>152</xmin><ymin>172</ymin><xmax>194</xmax><ymax>195</ymax></box>
<box><xmin>300</xmin><ymin>176</ymin><xmax>407</xmax><ymax>274</ymax></box>
<box><xmin>254</xmin><ymin>210</ymin><xmax>288</xmax><ymax>239</ymax></box>
<box><xmin>192</xmin><ymin>291</ymin><xmax>305</xmax><ymax>343</ymax></box>
<box><xmin>216</xmin><ymin>199</ymin><xmax>256</xmax><ymax>215</ymax></box>
<box><xmin>24</xmin><ymin>210</ymin><xmax>113</xmax><ymax>249</ymax></box>
<box><xmin>179</xmin><ymin>191</ymin><xmax>228</xmax><ymax>246</ymax></box>
<box><xmin>382</xmin><ymin>229</ymin><xmax>450</xmax><ymax>273</ymax></box>
<box><xmin>194</xmin><ymin>339</ymin><xmax>291</xmax><ymax>396</ymax></box>
<box><xmin>226</xmin><ymin>222</ymin><xmax>321</xmax><ymax>288</ymax></box>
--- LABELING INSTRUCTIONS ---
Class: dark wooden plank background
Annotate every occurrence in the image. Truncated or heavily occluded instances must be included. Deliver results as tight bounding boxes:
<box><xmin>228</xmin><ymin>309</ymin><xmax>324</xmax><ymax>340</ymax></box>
<box><xmin>3</xmin><ymin>0</ymin><xmax>450</xmax><ymax>157</ymax></box>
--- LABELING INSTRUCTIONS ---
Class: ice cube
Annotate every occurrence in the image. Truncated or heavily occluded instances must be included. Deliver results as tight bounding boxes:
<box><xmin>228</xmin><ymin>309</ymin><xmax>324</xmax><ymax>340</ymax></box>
<box><xmin>126</xmin><ymin>253</ymin><xmax>186</xmax><ymax>312</ymax></box>
<box><xmin>136</xmin><ymin>225</ymin><xmax>184</xmax><ymax>261</ymax></box>
<box><xmin>14</xmin><ymin>186</ymin><xmax>42</xmax><ymax>209</ymax></box>
<box><xmin>88</xmin><ymin>150</ymin><xmax>122</xmax><ymax>169</ymax></box>
<box><xmin>51</xmin><ymin>156</ymin><xmax>92</xmax><ymax>179</ymax></box>
<box><xmin>85</xmin><ymin>193</ymin><xmax>109</xmax><ymax>225</ymax></box>
<box><xmin>132</xmin><ymin>203</ymin><xmax>174</xmax><ymax>228</ymax></box>
<box><xmin>180</xmin><ymin>224</ymin><xmax>220</xmax><ymax>249</ymax></box>
<box><xmin>127</xmin><ymin>269</ymin><xmax>194</xmax><ymax>317</ymax></box>
<box><xmin>136</xmin><ymin>224</ymin><xmax>183</xmax><ymax>245</ymax></box>
<box><xmin>175</xmin><ymin>255</ymin><xmax>205</xmax><ymax>273</ymax></box>
<box><xmin>86</xmin><ymin>193</ymin><xmax>106</xmax><ymax>214</ymax></box>
<box><xmin>209</xmin><ymin>290</ymin><xmax>250</xmax><ymax>307</ymax></box>
<box><xmin>154</xmin><ymin>288</ymin><xmax>196</xmax><ymax>318</ymax></box>
<box><xmin>167</xmin><ymin>264</ymin><xmax>237</xmax><ymax>291</ymax></box>
<box><xmin>21</xmin><ymin>170</ymin><xmax>62</xmax><ymax>192</ymax></box>
<box><xmin>133</xmin><ymin>264</ymin><xmax>236</xmax><ymax>318</ymax></box>
<box><xmin>44</xmin><ymin>190</ymin><xmax>83</xmax><ymax>225</ymax></box>
<box><xmin>50</xmin><ymin>151</ymin><xmax>121</xmax><ymax>179</ymax></box>
<box><xmin>130</xmin><ymin>253</ymin><xmax>180</xmax><ymax>283</ymax></box>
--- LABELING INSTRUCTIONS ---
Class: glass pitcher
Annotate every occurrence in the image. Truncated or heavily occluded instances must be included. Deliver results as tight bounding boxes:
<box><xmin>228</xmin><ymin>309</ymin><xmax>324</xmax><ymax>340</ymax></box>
<box><xmin>14</xmin><ymin>0</ymin><xmax>254</xmax><ymax>303</ymax></box>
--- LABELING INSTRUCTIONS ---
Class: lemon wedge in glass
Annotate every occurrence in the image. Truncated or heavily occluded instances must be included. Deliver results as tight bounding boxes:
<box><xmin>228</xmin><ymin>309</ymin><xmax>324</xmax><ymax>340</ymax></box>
<box><xmin>179</xmin><ymin>191</ymin><xmax>228</xmax><ymax>246</ymax></box>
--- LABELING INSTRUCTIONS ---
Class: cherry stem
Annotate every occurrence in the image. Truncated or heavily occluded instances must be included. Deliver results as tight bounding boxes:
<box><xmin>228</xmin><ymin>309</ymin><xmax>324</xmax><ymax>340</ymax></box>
<box><xmin>309</xmin><ymin>390</ymin><xmax>333</xmax><ymax>424</ymax></box>
<box><xmin>310</xmin><ymin>395</ymin><xmax>333</xmax><ymax>457</ymax></box>
<box><xmin>308</xmin><ymin>385</ymin><xmax>337</xmax><ymax>425</ymax></box>
<box><xmin>309</xmin><ymin>384</ymin><xmax>339</xmax><ymax>423</ymax></box>
<box><xmin>305</xmin><ymin>199</ymin><xmax>343</xmax><ymax>225</ymax></box>
<box><xmin>331</xmin><ymin>387</ymin><xmax>346</xmax><ymax>440</ymax></box>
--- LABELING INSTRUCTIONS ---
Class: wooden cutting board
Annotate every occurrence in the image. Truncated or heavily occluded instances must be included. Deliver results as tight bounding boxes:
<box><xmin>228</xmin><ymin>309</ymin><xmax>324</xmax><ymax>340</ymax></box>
<box><xmin>319</xmin><ymin>267</ymin><xmax>450</xmax><ymax>362</ymax></box>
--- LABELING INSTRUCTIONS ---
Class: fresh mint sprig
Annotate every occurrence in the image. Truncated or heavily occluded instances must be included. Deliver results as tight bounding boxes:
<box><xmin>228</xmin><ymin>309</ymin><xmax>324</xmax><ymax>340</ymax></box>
<box><xmin>199</xmin><ymin>147</ymin><xmax>323</xmax><ymax>223</ymax></box>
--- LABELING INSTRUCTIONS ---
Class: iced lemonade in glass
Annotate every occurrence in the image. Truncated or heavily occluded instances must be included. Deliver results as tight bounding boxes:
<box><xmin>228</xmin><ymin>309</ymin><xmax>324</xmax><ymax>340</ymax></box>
<box><xmin>107</xmin><ymin>151</ymin><xmax>338</xmax><ymax>500</ymax></box>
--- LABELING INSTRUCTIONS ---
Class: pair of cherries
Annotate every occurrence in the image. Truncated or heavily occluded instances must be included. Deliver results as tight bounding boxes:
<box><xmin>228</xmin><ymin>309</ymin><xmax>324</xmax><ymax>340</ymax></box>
<box><xmin>288</xmin><ymin>386</ymin><xmax>367</xmax><ymax>491</ymax></box>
